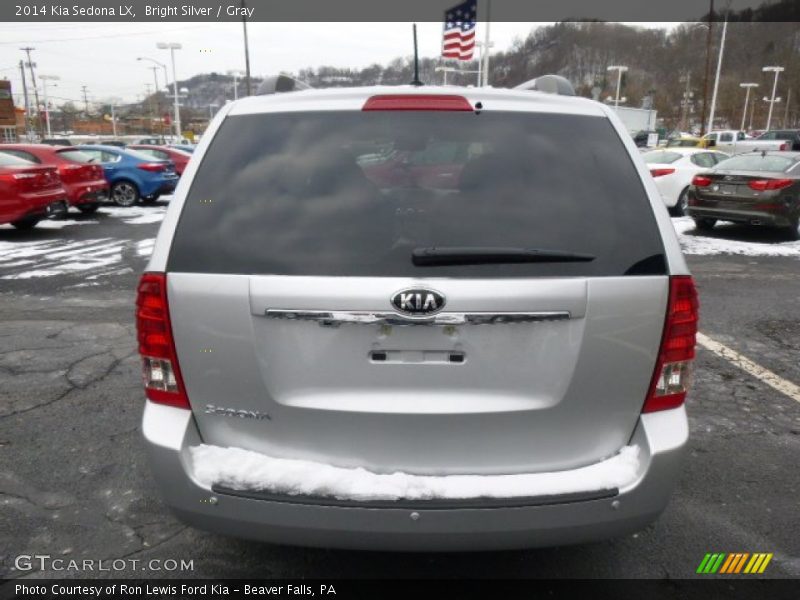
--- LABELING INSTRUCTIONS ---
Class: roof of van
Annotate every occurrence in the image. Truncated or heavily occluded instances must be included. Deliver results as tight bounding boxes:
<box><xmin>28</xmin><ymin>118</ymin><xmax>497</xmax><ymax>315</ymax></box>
<box><xmin>226</xmin><ymin>85</ymin><xmax>610</xmax><ymax>118</ymax></box>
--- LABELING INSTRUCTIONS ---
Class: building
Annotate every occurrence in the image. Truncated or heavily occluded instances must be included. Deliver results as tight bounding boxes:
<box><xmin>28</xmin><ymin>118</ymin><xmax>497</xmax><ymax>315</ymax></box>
<box><xmin>0</xmin><ymin>80</ymin><xmax>18</xmax><ymax>142</ymax></box>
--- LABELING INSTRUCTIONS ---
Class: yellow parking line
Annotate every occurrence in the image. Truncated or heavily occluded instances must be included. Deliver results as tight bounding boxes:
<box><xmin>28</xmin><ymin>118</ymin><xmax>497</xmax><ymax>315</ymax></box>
<box><xmin>697</xmin><ymin>333</ymin><xmax>800</xmax><ymax>404</ymax></box>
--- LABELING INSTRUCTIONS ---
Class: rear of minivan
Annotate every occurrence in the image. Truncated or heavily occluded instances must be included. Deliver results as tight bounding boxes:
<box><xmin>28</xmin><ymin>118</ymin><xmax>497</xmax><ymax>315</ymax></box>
<box><xmin>139</xmin><ymin>86</ymin><xmax>696</xmax><ymax>550</ymax></box>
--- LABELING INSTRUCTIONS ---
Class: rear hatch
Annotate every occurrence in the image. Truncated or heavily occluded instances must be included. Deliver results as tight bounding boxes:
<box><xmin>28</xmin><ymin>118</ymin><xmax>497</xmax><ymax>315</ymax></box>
<box><xmin>164</xmin><ymin>104</ymin><xmax>670</xmax><ymax>475</ymax></box>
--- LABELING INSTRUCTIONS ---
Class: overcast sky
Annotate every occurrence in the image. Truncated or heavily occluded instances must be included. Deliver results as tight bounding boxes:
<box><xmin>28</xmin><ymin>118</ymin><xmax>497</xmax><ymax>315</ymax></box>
<box><xmin>0</xmin><ymin>22</ymin><xmax>677</xmax><ymax>107</ymax></box>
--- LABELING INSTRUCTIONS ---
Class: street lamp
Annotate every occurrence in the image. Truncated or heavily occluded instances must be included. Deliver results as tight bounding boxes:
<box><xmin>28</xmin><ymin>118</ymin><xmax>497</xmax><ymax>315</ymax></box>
<box><xmin>762</xmin><ymin>66</ymin><xmax>784</xmax><ymax>131</ymax></box>
<box><xmin>739</xmin><ymin>83</ymin><xmax>758</xmax><ymax>131</ymax></box>
<box><xmin>38</xmin><ymin>74</ymin><xmax>59</xmax><ymax>137</ymax></box>
<box><xmin>227</xmin><ymin>70</ymin><xmax>244</xmax><ymax>101</ymax></box>
<box><xmin>607</xmin><ymin>65</ymin><xmax>628</xmax><ymax>109</ymax></box>
<box><xmin>156</xmin><ymin>42</ymin><xmax>182</xmax><ymax>139</ymax></box>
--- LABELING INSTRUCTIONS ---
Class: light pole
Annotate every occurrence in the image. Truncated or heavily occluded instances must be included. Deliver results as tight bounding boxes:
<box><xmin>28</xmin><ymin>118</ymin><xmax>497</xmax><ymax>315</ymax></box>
<box><xmin>156</xmin><ymin>42</ymin><xmax>182</xmax><ymax>139</ymax></box>
<box><xmin>227</xmin><ymin>70</ymin><xmax>244</xmax><ymax>100</ymax></box>
<box><xmin>137</xmin><ymin>57</ymin><xmax>168</xmax><ymax>139</ymax></box>
<box><xmin>707</xmin><ymin>16</ymin><xmax>728</xmax><ymax>135</ymax></box>
<box><xmin>607</xmin><ymin>65</ymin><xmax>628</xmax><ymax>109</ymax></box>
<box><xmin>739</xmin><ymin>83</ymin><xmax>758</xmax><ymax>131</ymax></box>
<box><xmin>208</xmin><ymin>104</ymin><xmax>218</xmax><ymax>120</ymax></box>
<box><xmin>38</xmin><ymin>74</ymin><xmax>59</xmax><ymax>137</ymax></box>
<box><xmin>762</xmin><ymin>66</ymin><xmax>784</xmax><ymax>131</ymax></box>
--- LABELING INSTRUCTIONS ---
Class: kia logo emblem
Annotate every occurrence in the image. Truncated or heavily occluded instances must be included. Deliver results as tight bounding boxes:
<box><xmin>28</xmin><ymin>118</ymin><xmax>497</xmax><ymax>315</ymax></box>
<box><xmin>391</xmin><ymin>288</ymin><xmax>446</xmax><ymax>317</ymax></box>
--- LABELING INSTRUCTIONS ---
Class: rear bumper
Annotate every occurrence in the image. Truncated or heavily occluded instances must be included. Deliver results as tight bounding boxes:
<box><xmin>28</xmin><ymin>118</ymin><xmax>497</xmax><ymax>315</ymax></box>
<box><xmin>67</xmin><ymin>182</ymin><xmax>109</xmax><ymax>206</ymax></box>
<box><xmin>687</xmin><ymin>204</ymin><xmax>794</xmax><ymax>227</ymax></box>
<box><xmin>142</xmin><ymin>401</ymin><xmax>688</xmax><ymax>551</ymax></box>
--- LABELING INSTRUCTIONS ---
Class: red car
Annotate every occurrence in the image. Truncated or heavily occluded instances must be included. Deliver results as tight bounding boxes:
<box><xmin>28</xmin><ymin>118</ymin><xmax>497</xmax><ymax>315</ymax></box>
<box><xmin>0</xmin><ymin>144</ymin><xmax>109</xmax><ymax>213</ymax></box>
<box><xmin>0</xmin><ymin>152</ymin><xmax>68</xmax><ymax>229</ymax></box>
<box><xmin>127</xmin><ymin>145</ymin><xmax>192</xmax><ymax>176</ymax></box>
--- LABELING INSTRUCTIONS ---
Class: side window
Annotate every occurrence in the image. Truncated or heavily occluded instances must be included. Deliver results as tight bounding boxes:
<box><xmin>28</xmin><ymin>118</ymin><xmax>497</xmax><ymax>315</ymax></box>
<box><xmin>153</xmin><ymin>150</ymin><xmax>169</xmax><ymax>160</ymax></box>
<box><xmin>720</xmin><ymin>133</ymin><xmax>733</xmax><ymax>142</ymax></box>
<box><xmin>101</xmin><ymin>151</ymin><xmax>120</xmax><ymax>162</ymax></box>
<box><xmin>737</xmin><ymin>131</ymin><xmax>746</xmax><ymax>141</ymax></box>
<box><xmin>760</xmin><ymin>131</ymin><xmax>776</xmax><ymax>140</ymax></box>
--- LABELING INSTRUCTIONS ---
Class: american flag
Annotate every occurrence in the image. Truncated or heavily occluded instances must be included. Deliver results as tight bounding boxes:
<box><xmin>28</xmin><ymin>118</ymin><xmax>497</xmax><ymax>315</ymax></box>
<box><xmin>442</xmin><ymin>0</ymin><xmax>477</xmax><ymax>61</ymax></box>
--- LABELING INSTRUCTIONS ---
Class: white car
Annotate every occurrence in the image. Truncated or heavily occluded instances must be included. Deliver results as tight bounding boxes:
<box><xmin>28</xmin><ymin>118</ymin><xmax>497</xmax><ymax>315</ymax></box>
<box><xmin>643</xmin><ymin>148</ymin><xmax>730</xmax><ymax>215</ymax></box>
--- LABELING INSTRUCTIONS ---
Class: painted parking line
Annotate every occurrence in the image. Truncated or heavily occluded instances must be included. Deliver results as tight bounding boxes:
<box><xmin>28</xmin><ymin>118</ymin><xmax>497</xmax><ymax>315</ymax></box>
<box><xmin>697</xmin><ymin>332</ymin><xmax>800</xmax><ymax>404</ymax></box>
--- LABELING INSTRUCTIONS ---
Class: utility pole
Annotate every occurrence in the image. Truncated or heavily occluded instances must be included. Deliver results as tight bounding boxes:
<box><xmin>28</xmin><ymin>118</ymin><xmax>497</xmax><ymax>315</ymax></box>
<box><xmin>39</xmin><ymin>74</ymin><xmax>59</xmax><ymax>137</ymax></box>
<box><xmin>81</xmin><ymin>85</ymin><xmax>90</xmax><ymax>114</ymax></box>
<box><xmin>145</xmin><ymin>83</ymin><xmax>156</xmax><ymax>134</ymax></box>
<box><xmin>784</xmin><ymin>88</ymin><xmax>791</xmax><ymax>128</ymax></box>
<box><xmin>241</xmin><ymin>0</ymin><xmax>252</xmax><ymax>96</ymax></box>
<box><xmin>157</xmin><ymin>42</ymin><xmax>182</xmax><ymax>139</ymax></box>
<box><xmin>110</xmin><ymin>103</ymin><xmax>117</xmax><ymax>137</ymax></box>
<box><xmin>700</xmin><ymin>0</ymin><xmax>714</xmax><ymax>136</ymax></box>
<box><xmin>18</xmin><ymin>60</ymin><xmax>32</xmax><ymax>140</ymax></box>
<box><xmin>21</xmin><ymin>47</ymin><xmax>43</xmax><ymax>137</ymax></box>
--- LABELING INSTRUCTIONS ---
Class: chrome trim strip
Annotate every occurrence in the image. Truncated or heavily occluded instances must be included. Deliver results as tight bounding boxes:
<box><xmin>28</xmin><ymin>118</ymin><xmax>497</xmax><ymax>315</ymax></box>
<box><xmin>264</xmin><ymin>309</ymin><xmax>571</xmax><ymax>326</ymax></box>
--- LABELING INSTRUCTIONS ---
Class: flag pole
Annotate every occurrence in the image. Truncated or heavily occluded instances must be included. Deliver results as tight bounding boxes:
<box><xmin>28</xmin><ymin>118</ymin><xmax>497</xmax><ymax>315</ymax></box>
<box><xmin>482</xmin><ymin>0</ymin><xmax>491</xmax><ymax>86</ymax></box>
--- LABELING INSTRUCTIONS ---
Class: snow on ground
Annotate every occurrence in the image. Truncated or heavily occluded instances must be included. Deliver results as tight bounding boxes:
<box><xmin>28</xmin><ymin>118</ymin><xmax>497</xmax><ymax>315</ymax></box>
<box><xmin>101</xmin><ymin>205</ymin><xmax>167</xmax><ymax>225</ymax></box>
<box><xmin>190</xmin><ymin>444</ymin><xmax>640</xmax><ymax>501</ymax></box>
<box><xmin>673</xmin><ymin>217</ymin><xmax>800</xmax><ymax>258</ymax></box>
<box><xmin>0</xmin><ymin>237</ymin><xmax>126</xmax><ymax>280</ymax></box>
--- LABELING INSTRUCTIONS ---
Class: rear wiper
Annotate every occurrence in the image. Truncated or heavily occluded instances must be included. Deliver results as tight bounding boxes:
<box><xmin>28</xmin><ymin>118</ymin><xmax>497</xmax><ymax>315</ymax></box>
<box><xmin>412</xmin><ymin>246</ymin><xmax>596</xmax><ymax>266</ymax></box>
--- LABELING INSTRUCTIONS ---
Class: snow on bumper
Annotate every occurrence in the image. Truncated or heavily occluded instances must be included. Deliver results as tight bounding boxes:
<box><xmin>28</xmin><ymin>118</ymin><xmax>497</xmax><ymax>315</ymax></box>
<box><xmin>142</xmin><ymin>401</ymin><xmax>688</xmax><ymax>550</ymax></box>
<box><xmin>189</xmin><ymin>444</ymin><xmax>641</xmax><ymax>502</ymax></box>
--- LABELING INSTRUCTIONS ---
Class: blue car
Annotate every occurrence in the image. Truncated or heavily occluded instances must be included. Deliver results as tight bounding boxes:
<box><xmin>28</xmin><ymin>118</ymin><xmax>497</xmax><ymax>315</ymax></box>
<box><xmin>77</xmin><ymin>145</ymin><xmax>179</xmax><ymax>207</ymax></box>
<box><xmin>169</xmin><ymin>144</ymin><xmax>196</xmax><ymax>154</ymax></box>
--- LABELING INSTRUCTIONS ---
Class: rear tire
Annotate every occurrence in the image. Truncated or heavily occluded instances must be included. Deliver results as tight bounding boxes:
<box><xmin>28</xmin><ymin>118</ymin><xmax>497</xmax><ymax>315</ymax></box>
<box><xmin>11</xmin><ymin>216</ymin><xmax>40</xmax><ymax>230</ymax></box>
<box><xmin>787</xmin><ymin>218</ymin><xmax>800</xmax><ymax>242</ymax></box>
<box><xmin>78</xmin><ymin>203</ymin><xmax>99</xmax><ymax>214</ymax></box>
<box><xmin>693</xmin><ymin>217</ymin><xmax>717</xmax><ymax>231</ymax></box>
<box><xmin>110</xmin><ymin>181</ymin><xmax>140</xmax><ymax>207</ymax></box>
<box><xmin>671</xmin><ymin>188</ymin><xmax>689</xmax><ymax>217</ymax></box>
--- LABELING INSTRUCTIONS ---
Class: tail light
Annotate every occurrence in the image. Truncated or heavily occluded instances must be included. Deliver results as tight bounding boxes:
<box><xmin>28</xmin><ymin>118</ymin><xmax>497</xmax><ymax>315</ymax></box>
<box><xmin>779</xmin><ymin>142</ymin><xmax>788</xmax><ymax>151</ymax></box>
<box><xmin>643</xmin><ymin>276</ymin><xmax>699</xmax><ymax>413</ymax></box>
<box><xmin>650</xmin><ymin>168</ymin><xmax>676</xmax><ymax>178</ymax></box>
<box><xmin>137</xmin><ymin>162</ymin><xmax>166</xmax><ymax>172</ymax></box>
<box><xmin>363</xmin><ymin>95</ymin><xmax>473</xmax><ymax>111</ymax></box>
<box><xmin>136</xmin><ymin>273</ymin><xmax>189</xmax><ymax>409</ymax></box>
<box><xmin>691</xmin><ymin>175</ymin><xmax>712</xmax><ymax>187</ymax></box>
<box><xmin>747</xmin><ymin>178</ymin><xmax>793</xmax><ymax>191</ymax></box>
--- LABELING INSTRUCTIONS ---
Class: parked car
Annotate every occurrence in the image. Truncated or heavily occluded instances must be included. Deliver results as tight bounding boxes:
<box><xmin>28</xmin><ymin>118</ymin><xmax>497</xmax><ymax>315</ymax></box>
<box><xmin>41</xmin><ymin>138</ymin><xmax>72</xmax><ymax>146</ymax></box>
<box><xmin>687</xmin><ymin>151</ymin><xmax>800</xmax><ymax>239</ymax></box>
<box><xmin>699</xmin><ymin>130</ymin><xmax>748</xmax><ymax>154</ymax></box>
<box><xmin>99</xmin><ymin>140</ymin><xmax>127</xmax><ymax>147</ymax></box>
<box><xmin>643</xmin><ymin>148</ymin><xmax>730</xmax><ymax>215</ymax></box>
<box><xmin>169</xmin><ymin>144</ymin><xmax>196</xmax><ymax>154</ymax></box>
<box><xmin>76</xmin><ymin>145</ymin><xmax>178</xmax><ymax>206</ymax></box>
<box><xmin>128</xmin><ymin>145</ymin><xmax>192</xmax><ymax>176</ymax></box>
<box><xmin>139</xmin><ymin>85</ymin><xmax>698</xmax><ymax>551</ymax></box>
<box><xmin>729</xmin><ymin>129</ymin><xmax>800</xmax><ymax>154</ymax></box>
<box><xmin>0</xmin><ymin>152</ymin><xmax>68</xmax><ymax>229</ymax></box>
<box><xmin>0</xmin><ymin>144</ymin><xmax>109</xmax><ymax>213</ymax></box>
<box><xmin>632</xmin><ymin>130</ymin><xmax>658</xmax><ymax>148</ymax></box>
<box><xmin>665</xmin><ymin>135</ymin><xmax>703</xmax><ymax>148</ymax></box>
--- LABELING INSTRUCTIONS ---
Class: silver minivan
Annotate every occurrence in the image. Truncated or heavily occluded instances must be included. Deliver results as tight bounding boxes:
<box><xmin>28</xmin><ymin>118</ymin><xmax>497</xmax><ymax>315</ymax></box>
<box><xmin>139</xmin><ymin>84</ymin><xmax>698</xmax><ymax>551</ymax></box>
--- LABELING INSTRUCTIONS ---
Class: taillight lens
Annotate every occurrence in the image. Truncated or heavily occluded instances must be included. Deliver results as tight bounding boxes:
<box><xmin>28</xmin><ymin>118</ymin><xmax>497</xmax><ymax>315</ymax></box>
<box><xmin>650</xmin><ymin>168</ymin><xmax>676</xmax><ymax>178</ymax></box>
<box><xmin>136</xmin><ymin>272</ymin><xmax>189</xmax><ymax>409</ymax></box>
<box><xmin>747</xmin><ymin>178</ymin><xmax>793</xmax><ymax>191</ymax></box>
<box><xmin>137</xmin><ymin>162</ymin><xmax>166</xmax><ymax>172</ymax></box>
<box><xmin>643</xmin><ymin>276</ymin><xmax>699</xmax><ymax>413</ymax></box>
<box><xmin>779</xmin><ymin>142</ymin><xmax>788</xmax><ymax>151</ymax></box>
<box><xmin>691</xmin><ymin>175</ymin><xmax>712</xmax><ymax>187</ymax></box>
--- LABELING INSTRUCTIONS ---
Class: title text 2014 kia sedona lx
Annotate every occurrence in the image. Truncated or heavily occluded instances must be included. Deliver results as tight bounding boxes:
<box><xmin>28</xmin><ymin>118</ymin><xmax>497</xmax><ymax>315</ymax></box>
<box><xmin>138</xmin><ymin>81</ymin><xmax>698</xmax><ymax>551</ymax></box>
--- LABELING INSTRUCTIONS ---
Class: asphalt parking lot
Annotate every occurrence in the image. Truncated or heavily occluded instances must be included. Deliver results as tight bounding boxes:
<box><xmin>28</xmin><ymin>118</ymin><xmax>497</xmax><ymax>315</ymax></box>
<box><xmin>1</xmin><ymin>202</ymin><xmax>799</xmax><ymax>579</ymax></box>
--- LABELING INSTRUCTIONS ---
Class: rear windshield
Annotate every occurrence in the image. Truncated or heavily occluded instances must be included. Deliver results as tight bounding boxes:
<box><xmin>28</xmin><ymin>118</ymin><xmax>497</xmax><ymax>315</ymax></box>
<box><xmin>643</xmin><ymin>151</ymin><xmax>682</xmax><ymax>164</ymax></box>
<box><xmin>715</xmin><ymin>154</ymin><xmax>796</xmax><ymax>172</ymax></box>
<box><xmin>56</xmin><ymin>149</ymin><xmax>96</xmax><ymax>164</ymax></box>
<box><xmin>168</xmin><ymin>111</ymin><xmax>666</xmax><ymax>278</ymax></box>
<box><xmin>0</xmin><ymin>152</ymin><xmax>34</xmax><ymax>166</ymax></box>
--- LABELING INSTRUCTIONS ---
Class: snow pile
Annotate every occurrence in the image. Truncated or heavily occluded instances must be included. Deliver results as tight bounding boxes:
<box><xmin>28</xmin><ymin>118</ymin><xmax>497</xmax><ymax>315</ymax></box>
<box><xmin>190</xmin><ymin>444</ymin><xmax>640</xmax><ymax>501</ymax></box>
<box><xmin>673</xmin><ymin>217</ymin><xmax>800</xmax><ymax>258</ymax></box>
<box><xmin>102</xmin><ymin>206</ymin><xmax>166</xmax><ymax>225</ymax></box>
<box><xmin>0</xmin><ymin>238</ymin><xmax>125</xmax><ymax>280</ymax></box>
